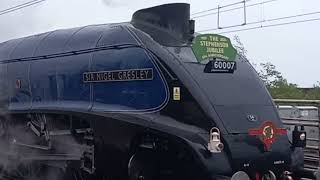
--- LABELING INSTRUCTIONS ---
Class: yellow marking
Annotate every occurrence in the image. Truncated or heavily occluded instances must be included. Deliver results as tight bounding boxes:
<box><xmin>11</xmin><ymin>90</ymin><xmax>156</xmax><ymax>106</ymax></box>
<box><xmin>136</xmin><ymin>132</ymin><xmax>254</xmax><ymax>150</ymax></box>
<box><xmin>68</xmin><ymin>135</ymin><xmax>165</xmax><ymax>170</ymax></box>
<box><xmin>173</xmin><ymin>87</ymin><xmax>181</xmax><ymax>101</ymax></box>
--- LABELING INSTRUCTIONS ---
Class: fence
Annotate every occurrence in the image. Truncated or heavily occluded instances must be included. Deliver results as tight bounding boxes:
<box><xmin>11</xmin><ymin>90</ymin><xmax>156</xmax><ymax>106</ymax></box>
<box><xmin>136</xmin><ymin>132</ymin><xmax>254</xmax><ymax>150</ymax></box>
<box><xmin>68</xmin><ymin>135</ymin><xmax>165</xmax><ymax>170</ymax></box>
<box><xmin>274</xmin><ymin>99</ymin><xmax>320</xmax><ymax>174</ymax></box>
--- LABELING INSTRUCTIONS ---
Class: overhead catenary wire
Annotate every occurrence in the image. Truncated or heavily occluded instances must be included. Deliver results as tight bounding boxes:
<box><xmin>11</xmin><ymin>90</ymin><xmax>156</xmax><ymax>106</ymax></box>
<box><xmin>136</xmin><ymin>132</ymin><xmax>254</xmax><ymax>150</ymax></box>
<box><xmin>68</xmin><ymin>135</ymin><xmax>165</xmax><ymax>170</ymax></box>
<box><xmin>0</xmin><ymin>0</ymin><xmax>40</xmax><ymax>13</ymax></box>
<box><xmin>0</xmin><ymin>0</ymin><xmax>46</xmax><ymax>16</ymax></box>
<box><xmin>191</xmin><ymin>0</ymin><xmax>255</xmax><ymax>16</ymax></box>
<box><xmin>198</xmin><ymin>17</ymin><xmax>320</xmax><ymax>34</ymax></box>
<box><xmin>197</xmin><ymin>10</ymin><xmax>320</xmax><ymax>33</ymax></box>
<box><xmin>192</xmin><ymin>0</ymin><xmax>278</xmax><ymax>19</ymax></box>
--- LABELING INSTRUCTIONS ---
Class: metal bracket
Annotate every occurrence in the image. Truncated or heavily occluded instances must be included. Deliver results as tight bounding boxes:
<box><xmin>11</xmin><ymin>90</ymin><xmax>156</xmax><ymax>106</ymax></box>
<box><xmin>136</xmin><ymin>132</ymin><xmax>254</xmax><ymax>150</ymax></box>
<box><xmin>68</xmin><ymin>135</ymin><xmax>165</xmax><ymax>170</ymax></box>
<box><xmin>9</xmin><ymin>114</ymin><xmax>52</xmax><ymax>151</ymax></box>
<box><xmin>12</xmin><ymin>139</ymin><xmax>51</xmax><ymax>151</ymax></box>
<box><xmin>80</xmin><ymin>129</ymin><xmax>95</xmax><ymax>174</ymax></box>
<box><xmin>217</xmin><ymin>0</ymin><xmax>247</xmax><ymax>29</ymax></box>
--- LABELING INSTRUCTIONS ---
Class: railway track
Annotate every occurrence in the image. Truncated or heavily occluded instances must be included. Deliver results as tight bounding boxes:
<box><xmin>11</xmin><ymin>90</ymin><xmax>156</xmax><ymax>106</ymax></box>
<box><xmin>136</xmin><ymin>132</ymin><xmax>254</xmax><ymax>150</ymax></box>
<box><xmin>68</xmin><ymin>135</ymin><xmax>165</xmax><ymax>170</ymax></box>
<box><xmin>276</xmin><ymin>99</ymin><xmax>320</xmax><ymax>180</ymax></box>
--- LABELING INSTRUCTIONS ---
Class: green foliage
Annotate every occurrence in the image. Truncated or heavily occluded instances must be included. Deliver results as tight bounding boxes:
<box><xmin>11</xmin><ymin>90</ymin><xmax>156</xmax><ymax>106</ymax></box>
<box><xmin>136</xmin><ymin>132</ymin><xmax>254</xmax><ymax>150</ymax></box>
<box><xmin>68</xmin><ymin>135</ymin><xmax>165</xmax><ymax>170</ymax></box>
<box><xmin>233</xmin><ymin>35</ymin><xmax>247</xmax><ymax>57</ymax></box>
<box><xmin>232</xmin><ymin>35</ymin><xmax>319</xmax><ymax>100</ymax></box>
<box><xmin>267</xmin><ymin>81</ymin><xmax>305</xmax><ymax>99</ymax></box>
<box><xmin>259</xmin><ymin>62</ymin><xmax>318</xmax><ymax>100</ymax></box>
<box><xmin>304</xmin><ymin>82</ymin><xmax>320</xmax><ymax>100</ymax></box>
<box><xmin>258</xmin><ymin>62</ymin><xmax>284</xmax><ymax>87</ymax></box>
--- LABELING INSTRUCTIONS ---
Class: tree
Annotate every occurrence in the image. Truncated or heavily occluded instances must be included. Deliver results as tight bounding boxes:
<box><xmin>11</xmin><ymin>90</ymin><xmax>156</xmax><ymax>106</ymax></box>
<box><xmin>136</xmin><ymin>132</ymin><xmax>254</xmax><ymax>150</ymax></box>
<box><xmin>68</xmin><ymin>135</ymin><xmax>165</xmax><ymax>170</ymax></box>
<box><xmin>233</xmin><ymin>35</ymin><xmax>247</xmax><ymax>58</ymax></box>
<box><xmin>258</xmin><ymin>62</ymin><xmax>305</xmax><ymax>99</ymax></box>
<box><xmin>304</xmin><ymin>82</ymin><xmax>320</xmax><ymax>100</ymax></box>
<box><xmin>258</xmin><ymin>62</ymin><xmax>284</xmax><ymax>87</ymax></box>
<box><xmin>232</xmin><ymin>35</ymin><xmax>318</xmax><ymax>100</ymax></box>
<box><xmin>233</xmin><ymin>35</ymin><xmax>259</xmax><ymax>70</ymax></box>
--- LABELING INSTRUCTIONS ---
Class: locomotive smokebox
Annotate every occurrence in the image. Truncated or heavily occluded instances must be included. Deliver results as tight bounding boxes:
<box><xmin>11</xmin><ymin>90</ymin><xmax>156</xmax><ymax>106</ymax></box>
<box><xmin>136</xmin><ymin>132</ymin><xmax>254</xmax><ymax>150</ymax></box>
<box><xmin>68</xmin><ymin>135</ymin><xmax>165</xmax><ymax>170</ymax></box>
<box><xmin>131</xmin><ymin>3</ymin><xmax>195</xmax><ymax>46</ymax></box>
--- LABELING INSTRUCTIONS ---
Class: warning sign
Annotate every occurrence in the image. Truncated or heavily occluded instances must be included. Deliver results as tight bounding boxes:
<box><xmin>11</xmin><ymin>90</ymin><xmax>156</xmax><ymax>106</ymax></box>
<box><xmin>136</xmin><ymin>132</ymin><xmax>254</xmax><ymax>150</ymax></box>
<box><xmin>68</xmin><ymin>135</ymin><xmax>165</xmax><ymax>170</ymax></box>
<box><xmin>173</xmin><ymin>87</ymin><xmax>181</xmax><ymax>101</ymax></box>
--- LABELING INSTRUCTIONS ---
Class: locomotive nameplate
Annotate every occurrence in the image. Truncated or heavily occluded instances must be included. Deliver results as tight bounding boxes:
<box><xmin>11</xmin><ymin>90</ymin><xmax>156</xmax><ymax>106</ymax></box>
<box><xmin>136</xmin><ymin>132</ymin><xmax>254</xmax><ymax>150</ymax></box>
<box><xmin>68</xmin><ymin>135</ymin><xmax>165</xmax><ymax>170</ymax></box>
<box><xmin>83</xmin><ymin>68</ymin><xmax>153</xmax><ymax>83</ymax></box>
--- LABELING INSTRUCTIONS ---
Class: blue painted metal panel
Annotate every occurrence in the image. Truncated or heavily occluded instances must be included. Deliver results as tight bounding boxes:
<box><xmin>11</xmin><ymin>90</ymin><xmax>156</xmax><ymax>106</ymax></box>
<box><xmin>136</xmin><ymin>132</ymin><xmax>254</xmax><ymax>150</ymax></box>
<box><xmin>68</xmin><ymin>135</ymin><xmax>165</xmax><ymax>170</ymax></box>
<box><xmin>0</xmin><ymin>63</ymin><xmax>8</xmax><ymax>102</ymax></box>
<box><xmin>91</xmin><ymin>47</ymin><xmax>168</xmax><ymax>112</ymax></box>
<box><xmin>0</xmin><ymin>24</ymin><xmax>137</xmax><ymax>62</ymax></box>
<box><xmin>0</xmin><ymin>39</ymin><xmax>24</xmax><ymax>61</ymax></box>
<box><xmin>30</xmin><ymin>58</ymin><xmax>58</xmax><ymax>109</ymax></box>
<box><xmin>64</xmin><ymin>25</ymin><xmax>109</xmax><ymax>51</ymax></box>
<box><xmin>97</xmin><ymin>25</ymin><xmax>137</xmax><ymax>47</ymax></box>
<box><xmin>34</xmin><ymin>27</ymin><xmax>82</xmax><ymax>56</ymax></box>
<box><xmin>1</xmin><ymin>24</ymin><xmax>167</xmax><ymax>113</ymax></box>
<box><xmin>10</xmin><ymin>32</ymin><xmax>50</xmax><ymax>59</ymax></box>
<box><xmin>7</xmin><ymin>61</ymin><xmax>31</xmax><ymax>110</ymax></box>
<box><xmin>56</xmin><ymin>53</ymin><xmax>91</xmax><ymax>111</ymax></box>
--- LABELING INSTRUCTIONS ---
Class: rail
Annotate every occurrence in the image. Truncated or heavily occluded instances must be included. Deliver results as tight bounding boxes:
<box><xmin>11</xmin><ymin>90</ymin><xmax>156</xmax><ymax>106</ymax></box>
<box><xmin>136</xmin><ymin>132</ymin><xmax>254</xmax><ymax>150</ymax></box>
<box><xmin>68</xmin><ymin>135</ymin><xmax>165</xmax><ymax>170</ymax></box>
<box><xmin>274</xmin><ymin>99</ymin><xmax>320</xmax><ymax>175</ymax></box>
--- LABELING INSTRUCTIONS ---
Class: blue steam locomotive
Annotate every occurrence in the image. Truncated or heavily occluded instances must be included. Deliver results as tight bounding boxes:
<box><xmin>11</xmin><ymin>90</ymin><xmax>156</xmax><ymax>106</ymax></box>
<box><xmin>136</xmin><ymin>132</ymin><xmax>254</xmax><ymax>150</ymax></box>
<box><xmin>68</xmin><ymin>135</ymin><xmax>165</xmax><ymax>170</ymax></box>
<box><xmin>0</xmin><ymin>3</ymin><xmax>312</xmax><ymax>180</ymax></box>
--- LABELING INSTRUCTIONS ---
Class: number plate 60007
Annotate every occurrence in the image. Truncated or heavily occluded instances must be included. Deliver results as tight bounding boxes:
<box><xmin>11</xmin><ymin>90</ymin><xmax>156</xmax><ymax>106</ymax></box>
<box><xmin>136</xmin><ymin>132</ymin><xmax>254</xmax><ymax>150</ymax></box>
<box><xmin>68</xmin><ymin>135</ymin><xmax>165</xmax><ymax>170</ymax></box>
<box><xmin>204</xmin><ymin>60</ymin><xmax>236</xmax><ymax>73</ymax></box>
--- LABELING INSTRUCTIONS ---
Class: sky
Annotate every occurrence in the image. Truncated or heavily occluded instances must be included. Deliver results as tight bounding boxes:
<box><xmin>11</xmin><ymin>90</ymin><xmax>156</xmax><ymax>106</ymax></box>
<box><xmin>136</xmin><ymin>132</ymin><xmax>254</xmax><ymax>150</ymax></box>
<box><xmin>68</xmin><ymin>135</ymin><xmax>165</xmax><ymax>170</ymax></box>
<box><xmin>0</xmin><ymin>0</ymin><xmax>319</xmax><ymax>87</ymax></box>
